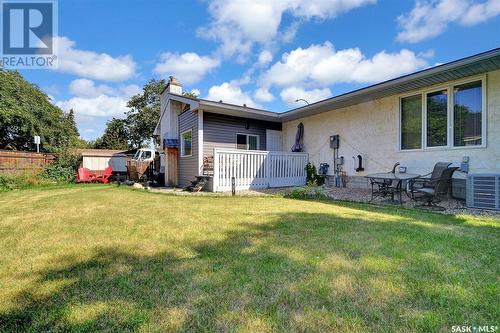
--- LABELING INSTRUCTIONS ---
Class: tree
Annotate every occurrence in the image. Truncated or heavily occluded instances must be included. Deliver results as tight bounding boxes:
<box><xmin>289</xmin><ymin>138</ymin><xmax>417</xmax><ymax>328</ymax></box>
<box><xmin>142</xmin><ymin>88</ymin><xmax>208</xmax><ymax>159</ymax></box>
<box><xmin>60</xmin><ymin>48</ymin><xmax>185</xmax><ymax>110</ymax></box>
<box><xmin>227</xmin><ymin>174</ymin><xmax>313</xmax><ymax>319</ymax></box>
<box><xmin>182</xmin><ymin>91</ymin><xmax>198</xmax><ymax>98</ymax></box>
<box><xmin>0</xmin><ymin>69</ymin><xmax>81</xmax><ymax>152</ymax></box>
<box><xmin>125</xmin><ymin>79</ymin><xmax>167</xmax><ymax>147</ymax></box>
<box><xmin>66</xmin><ymin>109</ymin><xmax>79</xmax><ymax>137</ymax></box>
<box><xmin>93</xmin><ymin>118</ymin><xmax>129</xmax><ymax>150</ymax></box>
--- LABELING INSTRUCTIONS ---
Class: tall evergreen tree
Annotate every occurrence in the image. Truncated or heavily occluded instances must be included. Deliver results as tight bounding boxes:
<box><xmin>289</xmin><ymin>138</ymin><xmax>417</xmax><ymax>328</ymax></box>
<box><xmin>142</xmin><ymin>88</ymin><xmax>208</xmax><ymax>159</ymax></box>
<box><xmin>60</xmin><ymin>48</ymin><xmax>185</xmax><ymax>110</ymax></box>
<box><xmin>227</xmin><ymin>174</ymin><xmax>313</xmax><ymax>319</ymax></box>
<box><xmin>66</xmin><ymin>109</ymin><xmax>79</xmax><ymax>137</ymax></box>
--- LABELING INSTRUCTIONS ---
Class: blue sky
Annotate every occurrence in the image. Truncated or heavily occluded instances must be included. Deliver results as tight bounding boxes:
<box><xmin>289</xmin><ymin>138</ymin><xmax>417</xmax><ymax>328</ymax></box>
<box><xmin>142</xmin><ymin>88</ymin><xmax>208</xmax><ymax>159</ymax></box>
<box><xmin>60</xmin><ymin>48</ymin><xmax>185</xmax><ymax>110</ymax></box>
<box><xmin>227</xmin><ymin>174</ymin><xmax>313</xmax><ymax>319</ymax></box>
<box><xmin>18</xmin><ymin>0</ymin><xmax>500</xmax><ymax>140</ymax></box>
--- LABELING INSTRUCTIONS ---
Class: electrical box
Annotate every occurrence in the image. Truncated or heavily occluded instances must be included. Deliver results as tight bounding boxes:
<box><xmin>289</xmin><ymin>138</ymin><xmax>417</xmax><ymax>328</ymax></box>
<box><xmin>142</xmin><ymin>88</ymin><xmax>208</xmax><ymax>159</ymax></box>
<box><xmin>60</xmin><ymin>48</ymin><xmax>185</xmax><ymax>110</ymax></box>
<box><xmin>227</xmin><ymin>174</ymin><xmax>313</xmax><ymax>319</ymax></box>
<box><xmin>330</xmin><ymin>135</ymin><xmax>339</xmax><ymax>149</ymax></box>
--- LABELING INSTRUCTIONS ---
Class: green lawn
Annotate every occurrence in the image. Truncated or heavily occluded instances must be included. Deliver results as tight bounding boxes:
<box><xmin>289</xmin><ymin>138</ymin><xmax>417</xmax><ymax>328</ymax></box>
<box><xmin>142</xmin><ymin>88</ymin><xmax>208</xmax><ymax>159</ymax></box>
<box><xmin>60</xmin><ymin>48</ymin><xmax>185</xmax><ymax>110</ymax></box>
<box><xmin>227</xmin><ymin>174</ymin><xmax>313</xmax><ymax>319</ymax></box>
<box><xmin>0</xmin><ymin>185</ymin><xmax>498</xmax><ymax>332</ymax></box>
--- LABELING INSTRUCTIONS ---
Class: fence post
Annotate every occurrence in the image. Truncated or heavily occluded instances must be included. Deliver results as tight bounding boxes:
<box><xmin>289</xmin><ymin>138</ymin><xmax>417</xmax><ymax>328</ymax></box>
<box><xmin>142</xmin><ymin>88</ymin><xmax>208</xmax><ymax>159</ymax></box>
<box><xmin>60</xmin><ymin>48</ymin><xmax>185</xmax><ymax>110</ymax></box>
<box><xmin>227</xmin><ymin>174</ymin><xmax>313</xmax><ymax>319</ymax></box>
<box><xmin>213</xmin><ymin>149</ymin><xmax>219</xmax><ymax>192</ymax></box>
<box><xmin>265</xmin><ymin>151</ymin><xmax>271</xmax><ymax>188</ymax></box>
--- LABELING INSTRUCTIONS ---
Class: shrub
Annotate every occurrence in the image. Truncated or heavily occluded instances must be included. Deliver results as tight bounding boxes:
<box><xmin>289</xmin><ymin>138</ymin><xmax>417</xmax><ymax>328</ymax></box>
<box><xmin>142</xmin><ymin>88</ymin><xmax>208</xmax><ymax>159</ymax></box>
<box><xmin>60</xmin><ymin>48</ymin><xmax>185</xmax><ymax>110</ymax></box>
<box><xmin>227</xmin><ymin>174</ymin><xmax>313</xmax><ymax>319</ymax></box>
<box><xmin>305</xmin><ymin>162</ymin><xmax>318</xmax><ymax>186</ymax></box>
<box><xmin>305</xmin><ymin>162</ymin><xmax>325</xmax><ymax>186</ymax></box>
<box><xmin>41</xmin><ymin>149</ymin><xmax>79</xmax><ymax>183</ymax></box>
<box><xmin>0</xmin><ymin>171</ymin><xmax>48</xmax><ymax>191</ymax></box>
<box><xmin>283</xmin><ymin>186</ymin><xmax>330</xmax><ymax>201</ymax></box>
<box><xmin>43</xmin><ymin>164</ymin><xmax>75</xmax><ymax>183</ymax></box>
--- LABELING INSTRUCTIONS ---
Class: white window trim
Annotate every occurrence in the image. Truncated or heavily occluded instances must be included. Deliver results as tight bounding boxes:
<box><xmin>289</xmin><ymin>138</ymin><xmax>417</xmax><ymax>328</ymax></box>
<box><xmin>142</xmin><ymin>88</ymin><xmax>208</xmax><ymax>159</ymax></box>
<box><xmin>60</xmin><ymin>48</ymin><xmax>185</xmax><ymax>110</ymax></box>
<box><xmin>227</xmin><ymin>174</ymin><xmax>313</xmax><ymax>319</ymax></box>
<box><xmin>236</xmin><ymin>133</ymin><xmax>260</xmax><ymax>150</ymax></box>
<box><xmin>398</xmin><ymin>75</ymin><xmax>487</xmax><ymax>152</ymax></box>
<box><xmin>180</xmin><ymin>129</ymin><xmax>193</xmax><ymax>157</ymax></box>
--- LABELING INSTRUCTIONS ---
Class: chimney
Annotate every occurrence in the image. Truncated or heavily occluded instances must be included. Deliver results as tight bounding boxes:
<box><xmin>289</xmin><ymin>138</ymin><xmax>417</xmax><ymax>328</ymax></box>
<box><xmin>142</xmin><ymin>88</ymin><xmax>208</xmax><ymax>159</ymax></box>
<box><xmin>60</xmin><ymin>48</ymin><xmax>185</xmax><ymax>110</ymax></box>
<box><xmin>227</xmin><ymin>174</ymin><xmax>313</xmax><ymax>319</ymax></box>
<box><xmin>166</xmin><ymin>76</ymin><xmax>182</xmax><ymax>95</ymax></box>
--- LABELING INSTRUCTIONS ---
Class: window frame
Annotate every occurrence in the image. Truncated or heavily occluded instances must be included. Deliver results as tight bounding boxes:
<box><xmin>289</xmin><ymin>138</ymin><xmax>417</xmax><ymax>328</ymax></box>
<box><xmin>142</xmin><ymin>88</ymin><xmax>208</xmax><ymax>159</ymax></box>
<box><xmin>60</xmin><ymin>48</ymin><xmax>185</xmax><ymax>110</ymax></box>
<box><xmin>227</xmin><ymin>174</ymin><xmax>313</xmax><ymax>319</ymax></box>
<box><xmin>451</xmin><ymin>79</ymin><xmax>485</xmax><ymax>147</ymax></box>
<box><xmin>399</xmin><ymin>93</ymin><xmax>424</xmax><ymax>151</ymax></box>
<box><xmin>236</xmin><ymin>133</ymin><xmax>260</xmax><ymax>151</ymax></box>
<box><xmin>423</xmin><ymin>86</ymin><xmax>450</xmax><ymax>149</ymax></box>
<box><xmin>398</xmin><ymin>75</ymin><xmax>487</xmax><ymax>152</ymax></box>
<box><xmin>180</xmin><ymin>129</ymin><xmax>193</xmax><ymax>157</ymax></box>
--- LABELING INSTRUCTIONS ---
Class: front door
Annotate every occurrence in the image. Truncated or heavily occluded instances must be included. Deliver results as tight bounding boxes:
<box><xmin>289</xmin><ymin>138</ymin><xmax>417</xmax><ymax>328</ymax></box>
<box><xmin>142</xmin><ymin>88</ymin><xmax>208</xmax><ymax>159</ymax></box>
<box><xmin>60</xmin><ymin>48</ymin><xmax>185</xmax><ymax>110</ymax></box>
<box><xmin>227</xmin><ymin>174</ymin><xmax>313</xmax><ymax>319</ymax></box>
<box><xmin>266</xmin><ymin>130</ymin><xmax>283</xmax><ymax>151</ymax></box>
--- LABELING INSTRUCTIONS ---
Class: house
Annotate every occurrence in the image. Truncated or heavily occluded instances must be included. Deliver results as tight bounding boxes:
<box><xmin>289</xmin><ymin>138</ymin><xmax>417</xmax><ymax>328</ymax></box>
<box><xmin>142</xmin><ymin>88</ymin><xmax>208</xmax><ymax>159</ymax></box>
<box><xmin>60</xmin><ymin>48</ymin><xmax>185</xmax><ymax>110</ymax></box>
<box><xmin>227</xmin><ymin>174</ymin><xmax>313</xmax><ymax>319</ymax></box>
<box><xmin>154</xmin><ymin>48</ymin><xmax>500</xmax><ymax>192</ymax></box>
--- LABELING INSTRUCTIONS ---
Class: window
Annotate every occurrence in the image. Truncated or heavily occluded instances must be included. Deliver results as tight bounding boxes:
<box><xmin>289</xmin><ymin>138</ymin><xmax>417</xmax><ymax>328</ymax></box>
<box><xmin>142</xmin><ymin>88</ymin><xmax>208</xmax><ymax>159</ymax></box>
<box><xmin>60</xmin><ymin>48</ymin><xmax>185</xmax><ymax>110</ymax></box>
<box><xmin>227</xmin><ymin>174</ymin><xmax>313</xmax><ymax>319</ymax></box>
<box><xmin>454</xmin><ymin>81</ymin><xmax>482</xmax><ymax>146</ymax></box>
<box><xmin>236</xmin><ymin>134</ymin><xmax>259</xmax><ymax>150</ymax></box>
<box><xmin>426</xmin><ymin>90</ymin><xmax>448</xmax><ymax>147</ymax></box>
<box><xmin>401</xmin><ymin>95</ymin><xmax>422</xmax><ymax>150</ymax></box>
<box><xmin>181</xmin><ymin>130</ymin><xmax>192</xmax><ymax>157</ymax></box>
<box><xmin>142</xmin><ymin>150</ymin><xmax>152</xmax><ymax>159</ymax></box>
<box><xmin>399</xmin><ymin>77</ymin><xmax>485</xmax><ymax>150</ymax></box>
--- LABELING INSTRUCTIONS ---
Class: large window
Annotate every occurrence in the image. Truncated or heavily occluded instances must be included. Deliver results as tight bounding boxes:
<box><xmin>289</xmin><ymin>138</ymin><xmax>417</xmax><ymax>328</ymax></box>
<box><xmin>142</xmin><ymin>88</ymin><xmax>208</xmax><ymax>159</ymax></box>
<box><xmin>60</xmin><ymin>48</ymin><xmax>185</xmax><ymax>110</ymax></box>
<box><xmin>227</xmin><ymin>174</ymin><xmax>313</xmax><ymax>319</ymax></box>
<box><xmin>454</xmin><ymin>81</ymin><xmax>482</xmax><ymax>146</ymax></box>
<box><xmin>236</xmin><ymin>134</ymin><xmax>259</xmax><ymax>150</ymax></box>
<box><xmin>426</xmin><ymin>90</ymin><xmax>448</xmax><ymax>147</ymax></box>
<box><xmin>181</xmin><ymin>129</ymin><xmax>192</xmax><ymax>157</ymax></box>
<box><xmin>401</xmin><ymin>95</ymin><xmax>422</xmax><ymax>150</ymax></box>
<box><xmin>399</xmin><ymin>77</ymin><xmax>485</xmax><ymax>150</ymax></box>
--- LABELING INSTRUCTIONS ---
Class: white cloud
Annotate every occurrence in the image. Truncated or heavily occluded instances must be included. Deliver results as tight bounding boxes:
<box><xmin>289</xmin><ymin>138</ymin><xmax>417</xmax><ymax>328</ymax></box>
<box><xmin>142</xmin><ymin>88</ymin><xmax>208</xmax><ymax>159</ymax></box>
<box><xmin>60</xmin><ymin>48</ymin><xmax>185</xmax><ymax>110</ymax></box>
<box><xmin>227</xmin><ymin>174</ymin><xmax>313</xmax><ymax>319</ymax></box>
<box><xmin>56</xmin><ymin>79</ymin><xmax>141</xmax><ymax>120</ymax></box>
<box><xmin>69</xmin><ymin>79</ymin><xmax>141</xmax><ymax>99</ymax></box>
<box><xmin>56</xmin><ymin>95</ymin><xmax>129</xmax><ymax>118</ymax></box>
<box><xmin>153</xmin><ymin>52</ymin><xmax>220</xmax><ymax>85</ymax></box>
<box><xmin>254</xmin><ymin>87</ymin><xmax>275</xmax><ymax>102</ymax></box>
<box><xmin>257</xmin><ymin>50</ymin><xmax>273</xmax><ymax>66</ymax></box>
<box><xmin>397</xmin><ymin>0</ymin><xmax>500</xmax><ymax>43</ymax></box>
<box><xmin>462</xmin><ymin>0</ymin><xmax>500</xmax><ymax>25</ymax></box>
<box><xmin>261</xmin><ymin>42</ymin><xmax>428</xmax><ymax>88</ymax></box>
<box><xmin>206</xmin><ymin>82</ymin><xmax>261</xmax><ymax>108</ymax></box>
<box><xmin>199</xmin><ymin>0</ymin><xmax>376</xmax><ymax>59</ymax></box>
<box><xmin>280</xmin><ymin>86</ymin><xmax>332</xmax><ymax>106</ymax></box>
<box><xmin>118</xmin><ymin>84</ymin><xmax>142</xmax><ymax>97</ymax></box>
<box><xmin>69</xmin><ymin>79</ymin><xmax>114</xmax><ymax>98</ymax></box>
<box><xmin>53</xmin><ymin>36</ymin><xmax>137</xmax><ymax>81</ymax></box>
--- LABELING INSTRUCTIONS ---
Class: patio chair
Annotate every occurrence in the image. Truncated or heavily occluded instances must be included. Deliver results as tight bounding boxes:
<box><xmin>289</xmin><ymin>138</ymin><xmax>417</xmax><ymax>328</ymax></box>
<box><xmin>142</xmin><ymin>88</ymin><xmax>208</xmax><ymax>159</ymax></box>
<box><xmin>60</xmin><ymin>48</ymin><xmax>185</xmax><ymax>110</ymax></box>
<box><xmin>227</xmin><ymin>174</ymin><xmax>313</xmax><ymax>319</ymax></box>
<box><xmin>409</xmin><ymin>162</ymin><xmax>458</xmax><ymax>210</ymax></box>
<box><xmin>75</xmin><ymin>167</ymin><xmax>93</xmax><ymax>183</ymax></box>
<box><xmin>93</xmin><ymin>166</ymin><xmax>113</xmax><ymax>184</ymax></box>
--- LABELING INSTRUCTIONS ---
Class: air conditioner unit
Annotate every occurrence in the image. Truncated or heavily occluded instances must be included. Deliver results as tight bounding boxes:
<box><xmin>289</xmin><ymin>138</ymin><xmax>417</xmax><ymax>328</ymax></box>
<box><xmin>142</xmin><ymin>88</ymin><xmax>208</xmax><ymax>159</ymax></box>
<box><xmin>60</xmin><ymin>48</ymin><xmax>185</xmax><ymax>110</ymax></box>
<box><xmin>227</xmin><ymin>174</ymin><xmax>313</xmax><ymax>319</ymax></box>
<box><xmin>466</xmin><ymin>174</ymin><xmax>500</xmax><ymax>210</ymax></box>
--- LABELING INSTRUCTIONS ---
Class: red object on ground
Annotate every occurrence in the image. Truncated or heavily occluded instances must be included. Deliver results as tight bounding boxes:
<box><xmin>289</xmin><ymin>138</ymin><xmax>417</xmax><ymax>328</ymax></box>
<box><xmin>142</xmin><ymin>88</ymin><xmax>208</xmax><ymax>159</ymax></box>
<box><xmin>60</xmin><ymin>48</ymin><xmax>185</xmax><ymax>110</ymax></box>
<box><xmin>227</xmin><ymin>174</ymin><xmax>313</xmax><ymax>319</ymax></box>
<box><xmin>76</xmin><ymin>167</ymin><xmax>93</xmax><ymax>183</ymax></box>
<box><xmin>93</xmin><ymin>166</ymin><xmax>113</xmax><ymax>183</ymax></box>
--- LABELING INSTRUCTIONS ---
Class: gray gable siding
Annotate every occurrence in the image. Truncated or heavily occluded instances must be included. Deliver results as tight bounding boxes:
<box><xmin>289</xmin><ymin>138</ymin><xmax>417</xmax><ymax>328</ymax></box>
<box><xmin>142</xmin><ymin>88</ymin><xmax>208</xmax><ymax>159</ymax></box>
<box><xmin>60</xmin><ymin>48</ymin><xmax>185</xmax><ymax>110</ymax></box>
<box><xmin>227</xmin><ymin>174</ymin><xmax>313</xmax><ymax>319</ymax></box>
<box><xmin>203</xmin><ymin>112</ymin><xmax>281</xmax><ymax>156</ymax></box>
<box><xmin>178</xmin><ymin>110</ymin><xmax>198</xmax><ymax>187</ymax></box>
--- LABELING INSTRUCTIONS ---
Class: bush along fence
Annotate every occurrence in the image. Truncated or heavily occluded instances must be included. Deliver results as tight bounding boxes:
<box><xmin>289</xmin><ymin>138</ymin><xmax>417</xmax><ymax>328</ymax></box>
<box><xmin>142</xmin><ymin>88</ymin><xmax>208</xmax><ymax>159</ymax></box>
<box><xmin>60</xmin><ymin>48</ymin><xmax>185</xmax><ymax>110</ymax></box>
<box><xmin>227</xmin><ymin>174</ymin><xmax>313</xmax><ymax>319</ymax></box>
<box><xmin>0</xmin><ymin>150</ymin><xmax>56</xmax><ymax>174</ymax></box>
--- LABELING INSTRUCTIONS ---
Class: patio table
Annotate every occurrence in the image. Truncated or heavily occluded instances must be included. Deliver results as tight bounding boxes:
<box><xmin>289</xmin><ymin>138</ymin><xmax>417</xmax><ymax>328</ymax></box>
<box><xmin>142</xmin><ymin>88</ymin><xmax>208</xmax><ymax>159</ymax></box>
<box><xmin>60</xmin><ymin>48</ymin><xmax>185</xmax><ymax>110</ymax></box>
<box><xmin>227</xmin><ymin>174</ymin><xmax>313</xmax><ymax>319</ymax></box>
<box><xmin>365</xmin><ymin>172</ymin><xmax>421</xmax><ymax>204</ymax></box>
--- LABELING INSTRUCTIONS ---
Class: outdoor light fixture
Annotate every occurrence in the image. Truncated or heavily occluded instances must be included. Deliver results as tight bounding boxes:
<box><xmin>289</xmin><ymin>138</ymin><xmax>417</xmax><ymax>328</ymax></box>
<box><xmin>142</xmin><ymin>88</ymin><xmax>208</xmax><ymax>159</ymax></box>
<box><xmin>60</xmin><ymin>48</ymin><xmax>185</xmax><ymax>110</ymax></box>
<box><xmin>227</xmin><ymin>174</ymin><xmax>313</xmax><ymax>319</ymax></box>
<box><xmin>295</xmin><ymin>98</ymin><xmax>310</xmax><ymax>105</ymax></box>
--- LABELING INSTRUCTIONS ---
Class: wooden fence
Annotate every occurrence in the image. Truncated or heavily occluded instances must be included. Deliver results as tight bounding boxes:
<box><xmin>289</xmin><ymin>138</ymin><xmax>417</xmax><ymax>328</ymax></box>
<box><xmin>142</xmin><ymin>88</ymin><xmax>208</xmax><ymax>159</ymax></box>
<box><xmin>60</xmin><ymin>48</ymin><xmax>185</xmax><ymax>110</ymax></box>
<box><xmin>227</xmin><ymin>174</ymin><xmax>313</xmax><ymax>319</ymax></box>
<box><xmin>213</xmin><ymin>149</ymin><xmax>308</xmax><ymax>192</ymax></box>
<box><xmin>0</xmin><ymin>150</ymin><xmax>56</xmax><ymax>174</ymax></box>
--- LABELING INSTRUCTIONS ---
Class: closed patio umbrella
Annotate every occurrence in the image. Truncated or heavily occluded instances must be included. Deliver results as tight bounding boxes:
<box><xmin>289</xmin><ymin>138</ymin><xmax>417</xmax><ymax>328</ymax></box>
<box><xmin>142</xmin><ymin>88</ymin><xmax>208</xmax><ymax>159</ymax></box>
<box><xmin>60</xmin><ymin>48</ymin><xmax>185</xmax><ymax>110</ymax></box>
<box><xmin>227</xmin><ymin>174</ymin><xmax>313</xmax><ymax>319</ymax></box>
<box><xmin>291</xmin><ymin>122</ymin><xmax>304</xmax><ymax>152</ymax></box>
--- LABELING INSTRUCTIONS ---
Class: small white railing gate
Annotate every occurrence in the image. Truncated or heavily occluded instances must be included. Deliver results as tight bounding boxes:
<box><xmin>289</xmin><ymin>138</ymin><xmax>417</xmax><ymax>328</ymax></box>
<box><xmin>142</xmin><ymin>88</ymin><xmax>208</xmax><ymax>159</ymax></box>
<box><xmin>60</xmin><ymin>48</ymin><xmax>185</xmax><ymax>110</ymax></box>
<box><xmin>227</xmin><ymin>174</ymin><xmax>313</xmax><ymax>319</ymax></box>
<box><xmin>213</xmin><ymin>149</ymin><xmax>309</xmax><ymax>192</ymax></box>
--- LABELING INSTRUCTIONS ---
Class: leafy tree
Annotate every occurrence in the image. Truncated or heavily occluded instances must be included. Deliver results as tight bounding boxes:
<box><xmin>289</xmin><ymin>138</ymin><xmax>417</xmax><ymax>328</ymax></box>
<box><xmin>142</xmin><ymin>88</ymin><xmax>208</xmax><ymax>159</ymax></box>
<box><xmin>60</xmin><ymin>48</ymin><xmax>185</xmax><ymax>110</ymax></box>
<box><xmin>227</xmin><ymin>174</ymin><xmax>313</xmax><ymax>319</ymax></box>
<box><xmin>93</xmin><ymin>118</ymin><xmax>129</xmax><ymax>150</ymax></box>
<box><xmin>182</xmin><ymin>91</ymin><xmax>198</xmax><ymax>98</ymax></box>
<box><xmin>0</xmin><ymin>69</ymin><xmax>81</xmax><ymax>152</ymax></box>
<box><xmin>125</xmin><ymin>79</ymin><xmax>167</xmax><ymax>147</ymax></box>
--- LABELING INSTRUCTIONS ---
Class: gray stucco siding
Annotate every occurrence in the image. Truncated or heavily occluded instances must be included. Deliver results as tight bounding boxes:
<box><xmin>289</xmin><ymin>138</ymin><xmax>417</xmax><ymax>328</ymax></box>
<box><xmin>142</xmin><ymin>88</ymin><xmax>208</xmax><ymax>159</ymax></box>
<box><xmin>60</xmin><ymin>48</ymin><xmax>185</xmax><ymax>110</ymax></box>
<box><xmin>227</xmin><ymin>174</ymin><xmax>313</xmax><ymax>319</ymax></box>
<box><xmin>178</xmin><ymin>110</ymin><xmax>198</xmax><ymax>187</ymax></box>
<box><xmin>203</xmin><ymin>112</ymin><xmax>281</xmax><ymax>155</ymax></box>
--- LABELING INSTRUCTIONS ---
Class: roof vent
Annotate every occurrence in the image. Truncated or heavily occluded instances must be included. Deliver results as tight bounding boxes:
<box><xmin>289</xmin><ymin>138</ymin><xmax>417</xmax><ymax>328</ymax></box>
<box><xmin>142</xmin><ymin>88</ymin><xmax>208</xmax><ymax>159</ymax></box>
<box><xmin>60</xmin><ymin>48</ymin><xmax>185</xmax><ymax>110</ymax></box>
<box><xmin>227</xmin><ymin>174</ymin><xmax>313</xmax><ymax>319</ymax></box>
<box><xmin>243</xmin><ymin>104</ymin><xmax>247</xmax><ymax>107</ymax></box>
<box><xmin>466</xmin><ymin>174</ymin><xmax>500</xmax><ymax>210</ymax></box>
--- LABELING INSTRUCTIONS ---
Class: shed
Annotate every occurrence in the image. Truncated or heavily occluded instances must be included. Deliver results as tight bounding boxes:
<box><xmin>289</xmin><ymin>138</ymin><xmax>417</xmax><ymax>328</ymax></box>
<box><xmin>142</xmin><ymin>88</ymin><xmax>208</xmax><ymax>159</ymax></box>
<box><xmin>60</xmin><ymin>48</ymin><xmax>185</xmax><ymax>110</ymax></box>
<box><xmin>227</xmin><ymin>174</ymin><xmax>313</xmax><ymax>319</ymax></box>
<box><xmin>76</xmin><ymin>149</ymin><xmax>131</xmax><ymax>174</ymax></box>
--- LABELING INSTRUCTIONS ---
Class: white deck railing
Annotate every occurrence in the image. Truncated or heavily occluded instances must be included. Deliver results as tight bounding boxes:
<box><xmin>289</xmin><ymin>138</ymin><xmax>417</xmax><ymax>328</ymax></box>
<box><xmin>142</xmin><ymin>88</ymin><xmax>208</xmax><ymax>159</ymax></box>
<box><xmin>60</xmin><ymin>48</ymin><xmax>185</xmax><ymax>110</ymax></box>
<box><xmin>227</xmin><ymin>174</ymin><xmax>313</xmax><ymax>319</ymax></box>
<box><xmin>212</xmin><ymin>149</ymin><xmax>308</xmax><ymax>192</ymax></box>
